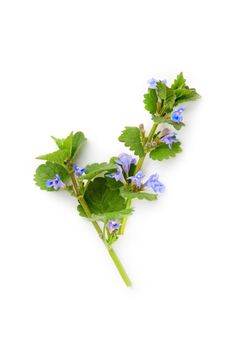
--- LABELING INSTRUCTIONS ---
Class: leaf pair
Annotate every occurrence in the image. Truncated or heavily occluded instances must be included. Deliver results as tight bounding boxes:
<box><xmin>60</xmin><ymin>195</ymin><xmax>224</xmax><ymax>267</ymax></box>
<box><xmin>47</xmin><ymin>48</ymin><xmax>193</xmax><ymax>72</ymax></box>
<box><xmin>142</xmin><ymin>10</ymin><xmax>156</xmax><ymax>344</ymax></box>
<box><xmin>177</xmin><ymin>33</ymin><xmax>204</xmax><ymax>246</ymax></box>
<box><xmin>37</xmin><ymin>131</ymin><xmax>86</xmax><ymax>167</ymax></box>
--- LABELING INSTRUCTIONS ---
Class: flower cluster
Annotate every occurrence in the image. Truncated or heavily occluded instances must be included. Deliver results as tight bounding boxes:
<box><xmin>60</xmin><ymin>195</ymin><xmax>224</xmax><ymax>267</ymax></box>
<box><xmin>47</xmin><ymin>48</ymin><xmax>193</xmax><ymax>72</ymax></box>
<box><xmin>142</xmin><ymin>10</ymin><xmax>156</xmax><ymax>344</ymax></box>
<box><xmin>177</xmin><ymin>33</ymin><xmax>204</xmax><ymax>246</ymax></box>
<box><xmin>107</xmin><ymin>153</ymin><xmax>165</xmax><ymax>194</ymax></box>
<box><xmin>107</xmin><ymin>153</ymin><xmax>136</xmax><ymax>183</ymax></box>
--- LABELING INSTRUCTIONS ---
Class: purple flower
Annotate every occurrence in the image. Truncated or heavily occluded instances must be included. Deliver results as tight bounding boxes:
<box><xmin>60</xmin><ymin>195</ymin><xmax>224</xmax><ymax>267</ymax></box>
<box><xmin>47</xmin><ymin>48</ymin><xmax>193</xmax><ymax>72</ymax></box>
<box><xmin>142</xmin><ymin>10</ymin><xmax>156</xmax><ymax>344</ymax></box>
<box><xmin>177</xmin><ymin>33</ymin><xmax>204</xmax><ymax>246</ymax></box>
<box><xmin>116</xmin><ymin>153</ymin><xmax>136</xmax><ymax>176</ymax></box>
<box><xmin>171</xmin><ymin>107</ymin><xmax>185</xmax><ymax>123</ymax></box>
<box><xmin>145</xmin><ymin>174</ymin><xmax>165</xmax><ymax>193</ymax></box>
<box><xmin>106</xmin><ymin>165</ymin><xmax>124</xmax><ymax>182</ymax></box>
<box><xmin>128</xmin><ymin>171</ymin><xmax>145</xmax><ymax>187</ymax></box>
<box><xmin>161</xmin><ymin>132</ymin><xmax>179</xmax><ymax>149</ymax></box>
<box><xmin>107</xmin><ymin>220</ymin><xmax>121</xmax><ymax>234</ymax></box>
<box><xmin>46</xmin><ymin>175</ymin><xmax>65</xmax><ymax>190</ymax></box>
<box><xmin>74</xmin><ymin>164</ymin><xmax>87</xmax><ymax>177</ymax></box>
<box><xmin>147</xmin><ymin>78</ymin><xmax>167</xmax><ymax>89</ymax></box>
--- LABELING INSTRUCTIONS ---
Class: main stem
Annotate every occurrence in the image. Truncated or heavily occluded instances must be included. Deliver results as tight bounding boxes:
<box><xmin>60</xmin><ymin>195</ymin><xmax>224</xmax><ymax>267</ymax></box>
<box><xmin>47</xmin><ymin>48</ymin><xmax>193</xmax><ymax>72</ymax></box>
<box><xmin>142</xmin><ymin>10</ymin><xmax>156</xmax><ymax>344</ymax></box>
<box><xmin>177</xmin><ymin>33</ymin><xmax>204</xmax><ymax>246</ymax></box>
<box><xmin>120</xmin><ymin>122</ymin><xmax>158</xmax><ymax>235</ymax></box>
<box><xmin>68</xmin><ymin>166</ymin><xmax>132</xmax><ymax>287</ymax></box>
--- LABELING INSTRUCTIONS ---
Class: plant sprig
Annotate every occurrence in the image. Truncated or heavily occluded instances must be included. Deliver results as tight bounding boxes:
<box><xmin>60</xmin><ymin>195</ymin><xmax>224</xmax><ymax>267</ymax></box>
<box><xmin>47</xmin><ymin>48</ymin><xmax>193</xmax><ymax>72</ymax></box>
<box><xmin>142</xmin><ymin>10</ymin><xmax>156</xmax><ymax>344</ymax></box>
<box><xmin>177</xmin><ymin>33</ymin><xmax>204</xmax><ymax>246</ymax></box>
<box><xmin>34</xmin><ymin>72</ymin><xmax>200</xmax><ymax>286</ymax></box>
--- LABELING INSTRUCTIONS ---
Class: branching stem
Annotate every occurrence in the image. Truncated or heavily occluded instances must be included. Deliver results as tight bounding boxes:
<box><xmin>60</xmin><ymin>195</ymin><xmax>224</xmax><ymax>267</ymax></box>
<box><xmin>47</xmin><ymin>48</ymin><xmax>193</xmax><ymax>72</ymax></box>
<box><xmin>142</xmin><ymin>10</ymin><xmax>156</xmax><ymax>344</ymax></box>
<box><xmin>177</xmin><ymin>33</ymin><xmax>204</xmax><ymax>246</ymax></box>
<box><xmin>119</xmin><ymin>122</ymin><xmax>158</xmax><ymax>235</ymax></box>
<box><xmin>67</xmin><ymin>162</ymin><xmax>132</xmax><ymax>287</ymax></box>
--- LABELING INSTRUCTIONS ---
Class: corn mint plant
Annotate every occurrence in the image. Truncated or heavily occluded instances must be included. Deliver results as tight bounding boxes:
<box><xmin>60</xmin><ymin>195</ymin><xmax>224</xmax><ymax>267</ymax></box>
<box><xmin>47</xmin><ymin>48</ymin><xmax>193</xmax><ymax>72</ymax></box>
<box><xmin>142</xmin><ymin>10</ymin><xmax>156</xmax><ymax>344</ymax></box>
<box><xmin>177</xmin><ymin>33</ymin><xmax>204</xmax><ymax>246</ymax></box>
<box><xmin>34</xmin><ymin>73</ymin><xmax>200</xmax><ymax>287</ymax></box>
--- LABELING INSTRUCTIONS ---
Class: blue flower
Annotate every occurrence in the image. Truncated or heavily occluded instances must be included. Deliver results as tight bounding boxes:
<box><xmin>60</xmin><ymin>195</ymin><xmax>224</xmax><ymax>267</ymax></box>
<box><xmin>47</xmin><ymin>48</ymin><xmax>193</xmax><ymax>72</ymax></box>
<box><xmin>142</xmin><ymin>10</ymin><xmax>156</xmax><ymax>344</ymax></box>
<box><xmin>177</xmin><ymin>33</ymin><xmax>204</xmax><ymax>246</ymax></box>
<box><xmin>106</xmin><ymin>165</ymin><xmax>124</xmax><ymax>182</ymax></box>
<box><xmin>145</xmin><ymin>174</ymin><xmax>165</xmax><ymax>193</ymax></box>
<box><xmin>147</xmin><ymin>78</ymin><xmax>167</xmax><ymax>89</ymax></box>
<box><xmin>128</xmin><ymin>170</ymin><xmax>145</xmax><ymax>187</ymax></box>
<box><xmin>46</xmin><ymin>174</ymin><xmax>65</xmax><ymax>190</ymax></box>
<box><xmin>74</xmin><ymin>164</ymin><xmax>87</xmax><ymax>177</ymax></box>
<box><xmin>116</xmin><ymin>153</ymin><xmax>136</xmax><ymax>176</ymax></box>
<box><xmin>171</xmin><ymin>107</ymin><xmax>185</xmax><ymax>123</ymax></box>
<box><xmin>161</xmin><ymin>132</ymin><xmax>179</xmax><ymax>149</ymax></box>
<box><xmin>107</xmin><ymin>220</ymin><xmax>121</xmax><ymax>233</ymax></box>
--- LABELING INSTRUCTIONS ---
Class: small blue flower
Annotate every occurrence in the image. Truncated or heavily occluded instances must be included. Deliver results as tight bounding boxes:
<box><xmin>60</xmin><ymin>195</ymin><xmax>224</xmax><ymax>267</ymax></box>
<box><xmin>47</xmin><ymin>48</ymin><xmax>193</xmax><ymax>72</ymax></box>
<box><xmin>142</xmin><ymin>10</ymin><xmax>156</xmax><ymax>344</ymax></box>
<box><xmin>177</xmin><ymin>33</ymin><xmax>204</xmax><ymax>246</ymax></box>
<box><xmin>46</xmin><ymin>174</ymin><xmax>65</xmax><ymax>190</ymax></box>
<box><xmin>74</xmin><ymin>164</ymin><xmax>87</xmax><ymax>177</ymax></box>
<box><xmin>145</xmin><ymin>174</ymin><xmax>165</xmax><ymax>193</ymax></box>
<box><xmin>116</xmin><ymin>153</ymin><xmax>136</xmax><ymax>176</ymax></box>
<box><xmin>107</xmin><ymin>220</ymin><xmax>121</xmax><ymax>234</ymax></box>
<box><xmin>161</xmin><ymin>132</ymin><xmax>179</xmax><ymax>149</ymax></box>
<box><xmin>147</xmin><ymin>78</ymin><xmax>167</xmax><ymax>89</ymax></box>
<box><xmin>107</xmin><ymin>165</ymin><xmax>124</xmax><ymax>182</ymax></box>
<box><xmin>128</xmin><ymin>170</ymin><xmax>145</xmax><ymax>187</ymax></box>
<box><xmin>171</xmin><ymin>107</ymin><xmax>185</xmax><ymax>123</ymax></box>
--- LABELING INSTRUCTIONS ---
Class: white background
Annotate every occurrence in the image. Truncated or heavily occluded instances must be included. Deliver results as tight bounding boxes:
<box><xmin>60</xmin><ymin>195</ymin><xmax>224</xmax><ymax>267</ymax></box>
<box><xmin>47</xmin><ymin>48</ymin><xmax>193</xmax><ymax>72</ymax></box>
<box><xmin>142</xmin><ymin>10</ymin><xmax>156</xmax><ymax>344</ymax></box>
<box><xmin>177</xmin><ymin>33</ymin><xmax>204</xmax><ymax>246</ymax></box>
<box><xmin>0</xmin><ymin>1</ymin><xmax>232</xmax><ymax>349</ymax></box>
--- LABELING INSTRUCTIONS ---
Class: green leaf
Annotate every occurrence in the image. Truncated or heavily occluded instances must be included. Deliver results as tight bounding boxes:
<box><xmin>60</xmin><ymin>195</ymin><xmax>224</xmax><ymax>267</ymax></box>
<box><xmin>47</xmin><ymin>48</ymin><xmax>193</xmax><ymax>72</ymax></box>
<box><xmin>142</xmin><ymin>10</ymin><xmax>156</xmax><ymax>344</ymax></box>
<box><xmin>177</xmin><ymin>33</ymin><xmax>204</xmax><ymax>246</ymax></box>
<box><xmin>163</xmin><ymin>88</ymin><xmax>176</xmax><ymax>112</ymax></box>
<box><xmin>88</xmin><ymin>208</ymin><xmax>134</xmax><ymax>222</ymax></box>
<box><xmin>143</xmin><ymin>88</ymin><xmax>158</xmax><ymax>114</ymax></box>
<box><xmin>156</xmin><ymin>81</ymin><xmax>167</xmax><ymax>100</ymax></box>
<box><xmin>36</xmin><ymin>149</ymin><xmax>70</xmax><ymax>167</ymax></box>
<box><xmin>120</xmin><ymin>187</ymin><xmax>157</xmax><ymax>201</ymax></box>
<box><xmin>79</xmin><ymin>177</ymin><xmax>127</xmax><ymax>216</ymax></box>
<box><xmin>37</xmin><ymin>131</ymin><xmax>86</xmax><ymax>166</ymax></box>
<box><xmin>34</xmin><ymin>161</ymin><xmax>69</xmax><ymax>191</ymax></box>
<box><xmin>149</xmin><ymin>142</ymin><xmax>182</xmax><ymax>161</ymax></box>
<box><xmin>152</xmin><ymin>115</ymin><xmax>185</xmax><ymax>130</ymax></box>
<box><xmin>174</xmin><ymin>88</ymin><xmax>201</xmax><ymax>106</ymax></box>
<box><xmin>71</xmin><ymin>131</ymin><xmax>86</xmax><ymax>160</ymax></box>
<box><xmin>156</xmin><ymin>82</ymin><xmax>176</xmax><ymax>113</ymax></box>
<box><xmin>51</xmin><ymin>132</ymin><xmax>73</xmax><ymax>157</ymax></box>
<box><xmin>118</xmin><ymin>127</ymin><xmax>145</xmax><ymax>157</ymax></box>
<box><xmin>171</xmin><ymin>72</ymin><xmax>186</xmax><ymax>90</ymax></box>
<box><xmin>82</xmin><ymin>162</ymin><xmax>116</xmax><ymax>180</ymax></box>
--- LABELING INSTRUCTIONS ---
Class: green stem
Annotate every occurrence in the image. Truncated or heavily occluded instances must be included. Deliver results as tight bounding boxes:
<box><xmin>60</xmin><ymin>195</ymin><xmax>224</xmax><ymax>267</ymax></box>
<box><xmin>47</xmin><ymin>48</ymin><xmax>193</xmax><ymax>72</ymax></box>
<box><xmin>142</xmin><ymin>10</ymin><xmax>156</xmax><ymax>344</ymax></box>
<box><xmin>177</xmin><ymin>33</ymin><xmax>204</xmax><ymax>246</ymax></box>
<box><xmin>119</xmin><ymin>122</ymin><xmax>158</xmax><ymax>235</ymax></box>
<box><xmin>107</xmin><ymin>246</ymin><xmax>132</xmax><ymax>287</ymax></box>
<box><xmin>67</xmin><ymin>163</ymin><xmax>131</xmax><ymax>287</ymax></box>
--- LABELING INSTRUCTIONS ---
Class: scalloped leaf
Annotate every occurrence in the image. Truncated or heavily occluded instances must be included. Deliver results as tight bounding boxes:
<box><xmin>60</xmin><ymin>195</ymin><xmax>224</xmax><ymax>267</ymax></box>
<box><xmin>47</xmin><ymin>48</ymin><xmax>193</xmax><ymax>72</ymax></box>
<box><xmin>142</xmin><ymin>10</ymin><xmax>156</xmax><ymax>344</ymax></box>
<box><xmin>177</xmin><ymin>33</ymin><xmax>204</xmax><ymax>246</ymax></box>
<box><xmin>143</xmin><ymin>88</ymin><xmax>158</xmax><ymax>114</ymax></box>
<box><xmin>149</xmin><ymin>142</ymin><xmax>182</xmax><ymax>161</ymax></box>
<box><xmin>78</xmin><ymin>177</ymin><xmax>127</xmax><ymax>217</ymax></box>
<box><xmin>118</xmin><ymin>127</ymin><xmax>145</xmax><ymax>157</ymax></box>
<box><xmin>34</xmin><ymin>161</ymin><xmax>69</xmax><ymax>191</ymax></box>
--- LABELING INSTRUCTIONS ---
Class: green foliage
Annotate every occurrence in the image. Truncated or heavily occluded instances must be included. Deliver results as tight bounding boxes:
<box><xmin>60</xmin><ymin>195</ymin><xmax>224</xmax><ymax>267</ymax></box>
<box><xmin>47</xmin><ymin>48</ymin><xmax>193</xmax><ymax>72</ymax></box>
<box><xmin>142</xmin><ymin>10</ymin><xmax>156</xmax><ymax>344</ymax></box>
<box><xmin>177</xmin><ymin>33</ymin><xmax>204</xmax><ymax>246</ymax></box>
<box><xmin>78</xmin><ymin>177</ymin><xmax>127</xmax><ymax>216</ymax></box>
<box><xmin>143</xmin><ymin>88</ymin><xmax>158</xmax><ymax>114</ymax></box>
<box><xmin>71</xmin><ymin>131</ymin><xmax>86</xmax><ymax>160</ymax></box>
<box><xmin>171</xmin><ymin>72</ymin><xmax>186</xmax><ymax>90</ymax></box>
<box><xmin>51</xmin><ymin>132</ymin><xmax>73</xmax><ymax>155</ymax></box>
<box><xmin>89</xmin><ymin>208</ymin><xmax>134</xmax><ymax>223</ymax></box>
<box><xmin>36</xmin><ymin>131</ymin><xmax>86</xmax><ymax>167</ymax></box>
<box><xmin>170</xmin><ymin>73</ymin><xmax>200</xmax><ymax>106</ymax></box>
<box><xmin>174</xmin><ymin>88</ymin><xmax>200</xmax><ymax>105</ymax></box>
<box><xmin>120</xmin><ymin>187</ymin><xmax>157</xmax><ymax>201</ymax></box>
<box><xmin>118</xmin><ymin>127</ymin><xmax>145</xmax><ymax>157</ymax></box>
<box><xmin>149</xmin><ymin>142</ymin><xmax>182</xmax><ymax>161</ymax></box>
<box><xmin>152</xmin><ymin>115</ymin><xmax>185</xmax><ymax>130</ymax></box>
<box><xmin>34</xmin><ymin>161</ymin><xmax>69</xmax><ymax>191</ymax></box>
<box><xmin>82</xmin><ymin>162</ymin><xmax>116</xmax><ymax>180</ymax></box>
<box><xmin>156</xmin><ymin>81</ymin><xmax>176</xmax><ymax>113</ymax></box>
<box><xmin>36</xmin><ymin>149</ymin><xmax>70</xmax><ymax>167</ymax></box>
